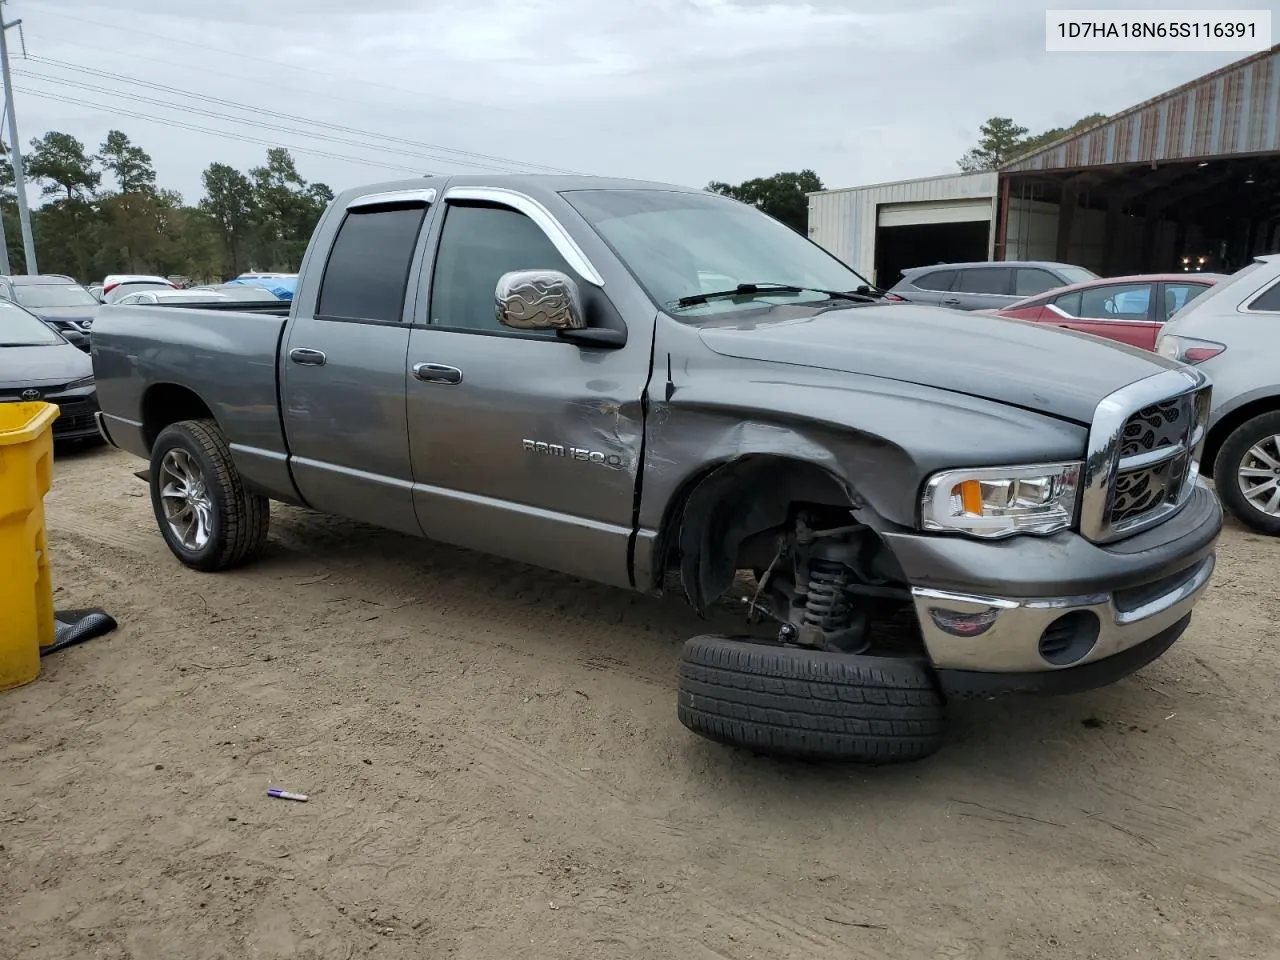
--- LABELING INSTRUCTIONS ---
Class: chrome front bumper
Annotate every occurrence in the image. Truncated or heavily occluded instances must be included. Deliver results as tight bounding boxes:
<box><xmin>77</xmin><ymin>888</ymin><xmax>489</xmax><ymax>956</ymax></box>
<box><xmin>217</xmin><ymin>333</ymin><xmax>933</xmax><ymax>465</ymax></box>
<box><xmin>911</xmin><ymin>552</ymin><xmax>1216</xmax><ymax>674</ymax></box>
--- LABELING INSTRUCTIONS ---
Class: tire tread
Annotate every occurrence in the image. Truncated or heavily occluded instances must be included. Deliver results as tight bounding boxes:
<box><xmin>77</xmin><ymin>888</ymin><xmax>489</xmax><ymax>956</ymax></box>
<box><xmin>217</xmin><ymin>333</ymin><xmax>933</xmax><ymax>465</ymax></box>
<box><xmin>677</xmin><ymin>635</ymin><xmax>947</xmax><ymax>763</ymax></box>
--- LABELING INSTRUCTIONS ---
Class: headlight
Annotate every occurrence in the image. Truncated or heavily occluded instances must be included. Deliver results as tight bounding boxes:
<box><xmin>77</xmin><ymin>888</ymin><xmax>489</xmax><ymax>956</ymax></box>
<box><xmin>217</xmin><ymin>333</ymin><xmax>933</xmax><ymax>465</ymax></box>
<box><xmin>920</xmin><ymin>462</ymin><xmax>1082</xmax><ymax>539</ymax></box>
<box><xmin>1155</xmin><ymin>334</ymin><xmax>1224</xmax><ymax>365</ymax></box>
<box><xmin>67</xmin><ymin>375</ymin><xmax>95</xmax><ymax>389</ymax></box>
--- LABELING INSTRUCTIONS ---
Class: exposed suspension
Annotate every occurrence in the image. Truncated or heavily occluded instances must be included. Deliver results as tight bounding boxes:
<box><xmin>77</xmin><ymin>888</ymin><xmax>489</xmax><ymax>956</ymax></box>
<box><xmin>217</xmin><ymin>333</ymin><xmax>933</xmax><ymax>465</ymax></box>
<box><xmin>800</xmin><ymin>559</ymin><xmax>854</xmax><ymax>633</ymax></box>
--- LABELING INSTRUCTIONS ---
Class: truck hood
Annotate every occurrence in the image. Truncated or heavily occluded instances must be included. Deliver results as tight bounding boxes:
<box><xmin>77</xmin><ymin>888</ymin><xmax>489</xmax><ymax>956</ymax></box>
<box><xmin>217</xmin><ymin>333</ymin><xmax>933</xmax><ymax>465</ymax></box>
<box><xmin>695</xmin><ymin>302</ymin><xmax>1180</xmax><ymax>425</ymax></box>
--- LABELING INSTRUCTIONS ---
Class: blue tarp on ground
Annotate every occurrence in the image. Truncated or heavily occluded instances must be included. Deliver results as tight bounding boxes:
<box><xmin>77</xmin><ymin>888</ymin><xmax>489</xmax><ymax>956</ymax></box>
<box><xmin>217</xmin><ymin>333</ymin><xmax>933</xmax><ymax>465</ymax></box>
<box><xmin>229</xmin><ymin>275</ymin><xmax>297</xmax><ymax>300</ymax></box>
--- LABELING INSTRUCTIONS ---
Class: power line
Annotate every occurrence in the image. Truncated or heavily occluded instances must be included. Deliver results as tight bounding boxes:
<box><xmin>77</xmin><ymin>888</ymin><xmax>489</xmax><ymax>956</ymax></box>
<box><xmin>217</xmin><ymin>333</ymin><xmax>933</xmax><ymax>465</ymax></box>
<box><xmin>24</xmin><ymin>9</ymin><xmax>593</xmax><ymax>135</ymax></box>
<box><xmin>15</xmin><ymin>69</ymin><xmax>544</xmax><ymax>174</ymax></box>
<box><xmin>22</xmin><ymin>55</ymin><xmax>583</xmax><ymax>176</ymax></box>
<box><xmin>13</xmin><ymin>87</ymin><xmax>429</xmax><ymax>177</ymax></box>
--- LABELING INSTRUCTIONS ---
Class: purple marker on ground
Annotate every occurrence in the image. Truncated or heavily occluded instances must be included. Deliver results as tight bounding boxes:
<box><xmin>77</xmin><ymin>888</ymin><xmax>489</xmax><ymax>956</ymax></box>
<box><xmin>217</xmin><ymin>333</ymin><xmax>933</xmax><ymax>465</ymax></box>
<box><xmin>267</xmin><ymin>788</ymin><xmax>309</xmax><ymax>802</ymax></box>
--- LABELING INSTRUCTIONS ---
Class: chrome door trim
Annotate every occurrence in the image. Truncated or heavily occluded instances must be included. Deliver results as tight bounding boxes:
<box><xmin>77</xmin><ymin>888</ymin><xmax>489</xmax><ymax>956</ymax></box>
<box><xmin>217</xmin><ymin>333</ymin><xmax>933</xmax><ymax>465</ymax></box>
<box><xmin>347</xmin><ymin>188</ymin><xmax>438</xmax><ymax>210</ymax></box>
<box><xmin>442</xmin><ymin>186</ymin><xmax>605</xmax><ymax>288</ymax></box>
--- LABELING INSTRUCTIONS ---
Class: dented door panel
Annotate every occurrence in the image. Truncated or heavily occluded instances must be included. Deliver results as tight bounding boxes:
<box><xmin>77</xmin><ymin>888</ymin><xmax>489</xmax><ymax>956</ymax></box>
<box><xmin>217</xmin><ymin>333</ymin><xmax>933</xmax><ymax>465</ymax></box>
<box><xmin>404</xmin><ymin>327</ymin><xmax>647</xmax><ymax>588</ymax></box>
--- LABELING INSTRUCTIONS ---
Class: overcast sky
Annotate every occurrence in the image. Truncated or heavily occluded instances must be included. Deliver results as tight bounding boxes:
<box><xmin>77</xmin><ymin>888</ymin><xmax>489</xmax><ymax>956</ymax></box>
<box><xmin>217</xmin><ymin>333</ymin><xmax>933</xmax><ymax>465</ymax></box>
<box><xmin>8</xmin><ymin>0</ymin><xmax>1279</xmax><ymax>203</ymax></box>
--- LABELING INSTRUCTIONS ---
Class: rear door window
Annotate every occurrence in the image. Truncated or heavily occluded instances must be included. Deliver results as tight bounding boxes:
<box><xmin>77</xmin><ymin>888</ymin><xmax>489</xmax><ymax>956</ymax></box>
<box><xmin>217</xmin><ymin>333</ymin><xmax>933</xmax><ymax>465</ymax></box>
<box><xmin>1014</xmin><ymin>267</ymin><xmax>1063</xmax><ymax>297</ymax></box>
<box><xmin>956</xmin><ymin>267</ymin><xmax>1011</xmax><ymax>295</ymax></box>
<box><xmin>912</xmin><ymin>269</ymin><xmax>955</xmax><ymax>291</ymax></box>
<box><xmin>316</xmin><ymin>205</ymin><xmax>428</xmax><ymax>324</ymax></box>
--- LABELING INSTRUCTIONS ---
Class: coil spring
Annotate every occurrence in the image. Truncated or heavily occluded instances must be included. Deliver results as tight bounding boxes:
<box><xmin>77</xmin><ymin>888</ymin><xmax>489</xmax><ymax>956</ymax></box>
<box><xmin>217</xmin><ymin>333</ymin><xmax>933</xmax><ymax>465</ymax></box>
<box><xmin>800</xmin><ymin>559</ymin><xmax>854</xmax><ymax>631</ymax></box>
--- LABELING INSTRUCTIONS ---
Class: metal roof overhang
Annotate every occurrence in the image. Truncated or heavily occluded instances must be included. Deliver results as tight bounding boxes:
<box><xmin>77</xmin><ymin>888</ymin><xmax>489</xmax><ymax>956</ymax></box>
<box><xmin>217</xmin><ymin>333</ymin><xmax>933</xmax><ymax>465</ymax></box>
<box><xmin>1000</xmin><ymin>44</ymin><xmax>1280</xmax><ymax>175</ymax></box>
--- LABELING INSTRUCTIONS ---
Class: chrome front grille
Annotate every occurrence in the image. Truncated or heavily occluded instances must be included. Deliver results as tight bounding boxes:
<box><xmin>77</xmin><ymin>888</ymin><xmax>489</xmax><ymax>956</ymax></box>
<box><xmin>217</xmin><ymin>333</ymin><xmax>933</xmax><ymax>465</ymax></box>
<box><xmin>1080</xmin><ymin>367</ymin><xmax>1211</xmax><ymax>544</ymax></box>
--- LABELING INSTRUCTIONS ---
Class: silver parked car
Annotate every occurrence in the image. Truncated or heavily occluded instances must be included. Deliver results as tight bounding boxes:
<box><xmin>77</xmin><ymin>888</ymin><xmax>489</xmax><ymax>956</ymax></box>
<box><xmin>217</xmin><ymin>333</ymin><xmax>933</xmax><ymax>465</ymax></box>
<box><xmin>1156</xmin><ymin>253</ymin><xmax>1280</xmax><ymax>534</ymax></box>
<box><xmin>886</xmin><ymin>260</ymin><xmax>1098</xmax><ymax>311</ymax></box>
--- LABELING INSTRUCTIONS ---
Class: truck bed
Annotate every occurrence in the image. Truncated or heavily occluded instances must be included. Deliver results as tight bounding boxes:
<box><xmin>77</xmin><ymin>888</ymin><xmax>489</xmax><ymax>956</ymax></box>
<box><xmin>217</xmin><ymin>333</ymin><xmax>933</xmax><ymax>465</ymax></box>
<box><xmin>92</xmin><ymin>303</ymin><xmax>295</xmax><ymax>498</ymax></box>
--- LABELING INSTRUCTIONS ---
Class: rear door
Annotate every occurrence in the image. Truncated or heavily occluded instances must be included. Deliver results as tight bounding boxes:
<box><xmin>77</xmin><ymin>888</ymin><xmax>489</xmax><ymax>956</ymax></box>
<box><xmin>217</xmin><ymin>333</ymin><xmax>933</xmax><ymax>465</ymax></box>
<box><xmin>950</xmin><ymin>265</ymin><xmax>1013</xmax><ymax>310</ymax></box>
<box><xmin>897</xmin><ymin>268</ymin><xmax>956</xmax><ymax>306</ymax></box>
<box><xmin>1047</xmin><ymin>281</ymin><xmax>1159</xmax><ymax>348</ymax></box>
<box><xmin>280</xmin><ymin>191</ymin><xmax>435</xmax><ymax>535</ymax></box>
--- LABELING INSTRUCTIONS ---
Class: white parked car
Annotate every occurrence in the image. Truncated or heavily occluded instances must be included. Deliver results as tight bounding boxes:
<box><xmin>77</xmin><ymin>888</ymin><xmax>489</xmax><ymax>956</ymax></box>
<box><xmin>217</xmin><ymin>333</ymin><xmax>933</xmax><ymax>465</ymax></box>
<box><xmin>1156</xmin><ymin>253</ymin><xmax>1280</xmax><ymax>534</ymax></box>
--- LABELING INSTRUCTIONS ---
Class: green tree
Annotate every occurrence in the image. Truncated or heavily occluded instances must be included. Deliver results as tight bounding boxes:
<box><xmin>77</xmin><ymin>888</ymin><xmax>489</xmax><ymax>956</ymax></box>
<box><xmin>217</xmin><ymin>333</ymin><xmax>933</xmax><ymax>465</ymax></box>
<box><xmin>26</xmin><ymin>131</ymin><xmax>101</xmax><ymax>201</ymax></box>
<box><xmin>706</xmin><ymin>170</ymin><xmax>823</xmax><ymax>233</ymax></box>
<box><xmin>1014</xmin><ymin>113</ymin><xmax>1110</xmax><ymax>157</ymax></box>
<box><xmin>199</xmin><ymin>161</ymin><xmax>256</xmax><ymax>275</ymax></box>
<box><xmin>957</xmin><ymin>117</ymin><xmax>1030</xmax><ymax>172</ymax></box>
<box><xmin>248</xmin><ymin>147</ymin><xmax>329</xmax><ymax>270</ymax></box>
<box><xmin>958</xmin><ymin>113</ymin><xmax>1112</xmax><ymax>171</ymax></box>
<box><xmin>98</xmin><ymin>129</ymin><xmax>157</xmax><ymax>194</ymax></box>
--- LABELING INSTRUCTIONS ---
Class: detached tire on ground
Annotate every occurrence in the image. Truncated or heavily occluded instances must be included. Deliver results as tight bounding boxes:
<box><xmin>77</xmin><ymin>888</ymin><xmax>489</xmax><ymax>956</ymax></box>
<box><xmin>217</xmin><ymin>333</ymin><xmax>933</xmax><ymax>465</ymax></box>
<box><xmin>678</xmin><ymin>635</ymin><xmax>947</xmax><ymax>763</ymax></box>
<box><xmin>1214</xmin><ymin>410</ymin><xmax>1280</xmax><ymax>536</ymax></box>
<box><xmin>149</xmin><ymin>418</ymin><xmax>271</xmax><ymax>572</ymax></box>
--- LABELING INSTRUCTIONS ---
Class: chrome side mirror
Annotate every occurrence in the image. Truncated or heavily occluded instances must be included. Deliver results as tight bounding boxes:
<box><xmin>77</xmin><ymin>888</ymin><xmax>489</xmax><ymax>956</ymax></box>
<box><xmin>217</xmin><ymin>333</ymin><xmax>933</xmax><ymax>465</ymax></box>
<box><xmin>495</xmin><ymin>269</ymin><xmax>586</xmax><ymax>332</ymax></box>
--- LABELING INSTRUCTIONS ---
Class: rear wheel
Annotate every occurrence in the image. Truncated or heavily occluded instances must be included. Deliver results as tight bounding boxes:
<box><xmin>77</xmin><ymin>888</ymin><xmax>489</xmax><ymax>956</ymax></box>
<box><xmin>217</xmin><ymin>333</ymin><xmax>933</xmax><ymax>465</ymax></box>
<box><xmin>1214</xmin><ymin>410</ymin><xmax>1280</xmax><ymax>536</ymax></box>
<box><xmin>149</xmin><ymin>419</ymin><xmax>271</xmax><ymax>571</ymax></box>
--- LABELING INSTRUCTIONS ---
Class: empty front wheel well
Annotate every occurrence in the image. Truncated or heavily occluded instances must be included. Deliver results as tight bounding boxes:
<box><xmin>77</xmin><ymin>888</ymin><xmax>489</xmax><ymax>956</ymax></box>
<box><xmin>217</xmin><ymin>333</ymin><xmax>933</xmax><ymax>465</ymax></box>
<box><xmin>1202</xmin><ymin>395</ymin><xmax>1280</xmax><ymax>479</ymax></box>
<box><xmin>141</xmin><ymin>383</ymin><xmax>216</xmax><ymax>450</ymax></box>
<box><xmin>656</xmin><ymin>455</ymin><xmax>868</xmax><ymax>613</ymax></box>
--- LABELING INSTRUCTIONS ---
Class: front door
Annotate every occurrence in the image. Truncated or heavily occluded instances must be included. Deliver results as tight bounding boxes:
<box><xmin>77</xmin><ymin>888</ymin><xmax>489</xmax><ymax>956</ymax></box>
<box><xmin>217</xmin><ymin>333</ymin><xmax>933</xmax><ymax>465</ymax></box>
<box><xmin>405</xmin><ymin>193</ymin><xmax>648</xmax><ymax>588</ymax></box>
<box><xmin>280</xmin><ymin>197</ymin><xmax>433</xmax><ymax>535</ymax></box>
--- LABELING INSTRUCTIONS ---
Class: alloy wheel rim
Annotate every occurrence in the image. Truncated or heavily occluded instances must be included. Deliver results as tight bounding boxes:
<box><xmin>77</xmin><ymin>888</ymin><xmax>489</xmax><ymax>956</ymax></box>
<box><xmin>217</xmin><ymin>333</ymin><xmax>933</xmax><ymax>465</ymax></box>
<box><xmin>1237</xmin><ymin>433</ymin><xmax>1280</xmax><ymax>517</ymax></box>
<box><xmin>159</xmin><ymin>448</ymin><xmax>214</xmax><ymax>550</ymax></box>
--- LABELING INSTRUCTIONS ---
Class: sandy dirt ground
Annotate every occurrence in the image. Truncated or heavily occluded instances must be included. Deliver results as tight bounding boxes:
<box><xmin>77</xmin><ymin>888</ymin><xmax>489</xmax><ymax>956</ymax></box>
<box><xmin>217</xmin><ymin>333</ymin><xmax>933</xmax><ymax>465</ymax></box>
<box><xmin>3</xmin><ymin>442</ymin><xmax>1280</xmax><ymax>960</ymax></box>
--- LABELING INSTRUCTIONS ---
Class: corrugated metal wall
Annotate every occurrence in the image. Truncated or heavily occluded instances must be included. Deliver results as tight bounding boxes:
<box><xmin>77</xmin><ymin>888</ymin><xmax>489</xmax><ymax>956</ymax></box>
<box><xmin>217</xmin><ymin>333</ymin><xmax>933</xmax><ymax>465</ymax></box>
<box><xmin>1004</xmin><ymin>44</ymin><xmax>1280</xmax><ymax>173</ymax></box>
<box><xmin>807</xmin><ymin>172</ymin><xmax>998</xmax><ymax>280</ymax></box>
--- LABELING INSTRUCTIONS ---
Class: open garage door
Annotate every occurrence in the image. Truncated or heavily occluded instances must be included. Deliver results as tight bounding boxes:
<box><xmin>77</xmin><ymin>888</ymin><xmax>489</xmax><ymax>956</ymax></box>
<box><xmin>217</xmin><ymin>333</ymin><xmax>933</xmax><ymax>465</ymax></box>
<box><xmin>874</xmin><ymin>200</ymin><xmax>994</xmax><ymax>288</ymax></box>
<box><xmin>878</xmin><ymin>200</ymin><xmax>994</xmax><ymax>228</ymax></box>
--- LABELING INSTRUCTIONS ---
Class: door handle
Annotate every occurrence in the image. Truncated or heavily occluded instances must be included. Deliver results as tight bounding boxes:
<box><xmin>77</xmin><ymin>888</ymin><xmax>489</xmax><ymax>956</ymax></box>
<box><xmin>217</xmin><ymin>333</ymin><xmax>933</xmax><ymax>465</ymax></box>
<box><xmin>941</xmin><ymin>297</ymin><xmax>961</xmax><ymax>306</ymax></box>
<box><xmin>413</xmin><ymin>362</ymin><xmax>463</xmax><ymax>385</ymax></box>
<box><xmin>289</xmin><ymin>347</ymin><xmax>327</xmax><ymax>366</ymax></box>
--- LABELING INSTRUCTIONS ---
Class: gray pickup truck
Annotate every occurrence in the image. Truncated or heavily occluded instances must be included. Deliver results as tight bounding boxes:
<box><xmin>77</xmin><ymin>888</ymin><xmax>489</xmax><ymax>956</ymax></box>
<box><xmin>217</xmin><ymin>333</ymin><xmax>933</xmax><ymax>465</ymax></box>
<box><xmin>91</xmin><ymin>174</ymin><xmax>1223</xmax><ymax>763</ymax></box>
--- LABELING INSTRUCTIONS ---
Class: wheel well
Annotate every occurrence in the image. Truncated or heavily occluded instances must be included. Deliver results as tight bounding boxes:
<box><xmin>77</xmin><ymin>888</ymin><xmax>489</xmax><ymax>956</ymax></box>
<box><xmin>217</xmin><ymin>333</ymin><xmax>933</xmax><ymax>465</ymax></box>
<box><xmin>141</xmin><ymin>383</ymin><xmax>215</xmax><ymax>450</ymax></box>
<box><xmin>1202</xmin><ymin>396</ymin><xmax>1280</xmax><ymax>479</ymax></box>
<box><xmin>655</xmin><ymin>455</ymin><xmax>862</xmax><ymax>613</ymax></box>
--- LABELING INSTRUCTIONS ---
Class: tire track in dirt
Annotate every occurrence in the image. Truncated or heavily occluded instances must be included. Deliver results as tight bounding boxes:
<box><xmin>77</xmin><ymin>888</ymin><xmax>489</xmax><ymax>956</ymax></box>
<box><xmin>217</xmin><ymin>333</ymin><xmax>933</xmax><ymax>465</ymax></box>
<box><xmin>49</xmin><ymin>480</ymin><xmax>872</xmax><ymax>957</ymax></box>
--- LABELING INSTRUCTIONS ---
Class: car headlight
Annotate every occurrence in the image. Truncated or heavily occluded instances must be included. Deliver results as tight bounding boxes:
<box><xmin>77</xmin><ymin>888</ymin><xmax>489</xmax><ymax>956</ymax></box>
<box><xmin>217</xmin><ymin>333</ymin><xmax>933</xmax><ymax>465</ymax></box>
<box><xmin>67</xmin><ymin>375</ymin><xmax>95</xmax><ymax>389</ymax></box>
<box><xmin>920</xmin><ymin>462</ymin><xmax>1082</xmax><ymax>539</ymax></box>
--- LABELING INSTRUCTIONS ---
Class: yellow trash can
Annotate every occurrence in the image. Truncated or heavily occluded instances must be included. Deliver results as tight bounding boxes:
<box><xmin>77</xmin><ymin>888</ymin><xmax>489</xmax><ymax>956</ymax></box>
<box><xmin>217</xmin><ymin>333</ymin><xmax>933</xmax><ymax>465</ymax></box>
<box><xmin>0</xmin><ymin>401</ymin><xmax>59</xmax><ymax>692</ymax></box>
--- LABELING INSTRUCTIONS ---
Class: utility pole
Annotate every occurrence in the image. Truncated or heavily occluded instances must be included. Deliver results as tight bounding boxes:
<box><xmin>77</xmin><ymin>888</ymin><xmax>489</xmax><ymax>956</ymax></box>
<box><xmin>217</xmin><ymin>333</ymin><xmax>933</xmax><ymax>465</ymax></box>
<box><xmin>0</xmin><ymin>2</ymin><xmax>35</xmax><ymax>274</ymax></box>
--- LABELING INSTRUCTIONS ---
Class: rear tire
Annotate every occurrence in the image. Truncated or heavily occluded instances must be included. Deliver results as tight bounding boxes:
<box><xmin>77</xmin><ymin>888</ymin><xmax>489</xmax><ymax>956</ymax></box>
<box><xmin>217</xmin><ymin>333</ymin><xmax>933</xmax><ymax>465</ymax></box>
<box><xmin>149</xmin><ymin>419</ymin><xmax>271</xmax><ymax>571</ymax></box>
<box><xmin>1214</xmin><ymin>410</ymin><xmax>1280</xmax><ymax>536</ymax></box>
<box><xmin>677</xmin><ymin>635</ymin><xmax>947</xmax><ymax>763</ymax></box>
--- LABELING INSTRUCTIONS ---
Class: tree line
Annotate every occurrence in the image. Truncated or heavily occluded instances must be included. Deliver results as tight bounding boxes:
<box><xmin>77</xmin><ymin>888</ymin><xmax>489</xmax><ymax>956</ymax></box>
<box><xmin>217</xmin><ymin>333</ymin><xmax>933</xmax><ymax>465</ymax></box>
<box><xmin>0</xmin><ymin>112</ymin><xmax>1101</xmax><ymax>283</ymax></box>
<box><xmin>0</xmin><ymin>128</ymin><xmax>333</xmax><ymax>282</ymax></box>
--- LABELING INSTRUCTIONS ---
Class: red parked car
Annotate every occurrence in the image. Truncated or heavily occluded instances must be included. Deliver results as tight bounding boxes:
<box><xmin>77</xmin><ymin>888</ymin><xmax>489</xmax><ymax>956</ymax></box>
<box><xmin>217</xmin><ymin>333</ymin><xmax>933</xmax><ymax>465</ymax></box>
<box><xmin>988</xmin><ymin>273</ymin><xmax>1225</xmax><ymax>351</ymax></box>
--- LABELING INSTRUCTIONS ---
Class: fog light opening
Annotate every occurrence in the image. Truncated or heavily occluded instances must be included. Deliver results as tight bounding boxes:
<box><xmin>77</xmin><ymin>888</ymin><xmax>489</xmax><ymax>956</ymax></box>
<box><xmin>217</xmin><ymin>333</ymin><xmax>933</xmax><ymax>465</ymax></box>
<box><xmin>1038</xmin><ymin>611</ymin><xmax>1100</xmax><ymax>666</ymax></box>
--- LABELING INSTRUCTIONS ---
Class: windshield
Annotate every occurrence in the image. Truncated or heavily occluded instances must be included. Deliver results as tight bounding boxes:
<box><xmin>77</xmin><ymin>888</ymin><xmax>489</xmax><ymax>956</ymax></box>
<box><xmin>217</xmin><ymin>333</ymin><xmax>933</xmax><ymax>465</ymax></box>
<box><xmin>0</xmin><ymin>300</ymin><xmax>63</xmax><ymax>346</ymax></box>
<box><xmin>1058</xmin><ymin>266</ymin><xmax>1099</xmax><ymax>284</ymax></box>
<box><xmin>563</xmin><ymin>189</ymin><xmax>874</xmax><ymax>317</ymax></box>
<box><xmin>12</xmin><ymin>283</ymin><xmax>98</xmax><ymax>308</ymax></box>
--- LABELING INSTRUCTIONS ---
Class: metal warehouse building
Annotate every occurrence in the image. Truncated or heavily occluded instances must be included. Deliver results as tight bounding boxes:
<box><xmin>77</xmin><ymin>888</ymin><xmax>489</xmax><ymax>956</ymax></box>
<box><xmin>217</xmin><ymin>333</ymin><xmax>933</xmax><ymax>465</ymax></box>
<box><xmin>810</xmin><ymin>43</ymin><xmax>1280</xmax><ymax>288</ymax></box>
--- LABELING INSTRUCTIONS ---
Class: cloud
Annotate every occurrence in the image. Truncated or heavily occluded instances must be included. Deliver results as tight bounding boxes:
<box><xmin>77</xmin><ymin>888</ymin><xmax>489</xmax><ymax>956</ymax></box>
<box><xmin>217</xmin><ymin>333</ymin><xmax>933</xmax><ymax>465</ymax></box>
<box><xmin>11</xmin><ymin>0</ymin><xmax>1278</xmax><ymax>203</ymax></box>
